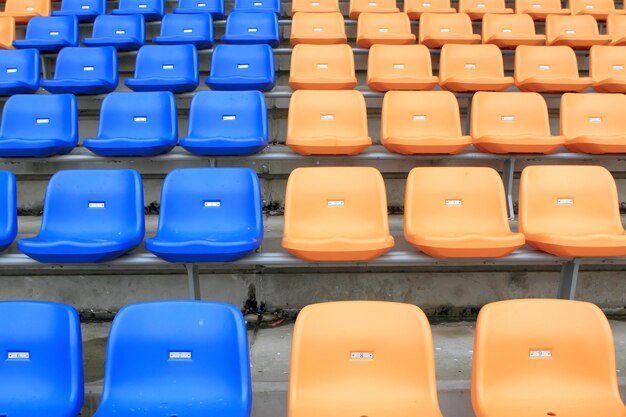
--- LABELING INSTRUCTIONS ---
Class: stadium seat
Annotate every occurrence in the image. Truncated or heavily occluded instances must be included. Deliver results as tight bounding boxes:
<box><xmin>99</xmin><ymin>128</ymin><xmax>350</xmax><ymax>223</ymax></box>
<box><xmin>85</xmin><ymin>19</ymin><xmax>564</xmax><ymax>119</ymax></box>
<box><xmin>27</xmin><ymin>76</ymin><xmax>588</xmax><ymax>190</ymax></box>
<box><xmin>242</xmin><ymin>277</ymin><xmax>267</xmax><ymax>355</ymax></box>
<box><xmin>173</xmin><ymin>0</ymin><xmax>224</xmax><ymax>19</ymax></box>
<box><xmin>125</xmin><ymin>44</ymin><xmax>198</xmax><ymax>93</ymax></box>
<box><xmin>482</xmin><ymin>13</ymin><xmax>545</xmax><ymax>47</ymax></box>
<box><xmin>518</xmin><ymin>165</ymin><xmax>626</xmax><ymax>257</ymax></box>
<box><xmin>381</xmin><ymin>90</ymin><xmax>471</xmax><ymax>154</ymax></box>
<box><xmin>0</xmin><ymin>171</ymin><xmax>16</xmax><ymax>252</ymax></box>
<box><xmin>0</xmin><ymin>16</ymin><xmax>15</xmax><ymax>49</ymax></box>
<box><xmin>545</xmin><ymin>14</ymin><xmax>611</xmax><ymax>48</ymax></box>
<box><xmin>349</xmin><ymin>0</ymin><xmax>399</xmax><ymax>19</ymax></box>
<box><xmin>282</xmin><ymin>167</ymin><xmax>394</xmax><ymax>261</ymax></box>
<box><xmin>570</xmin><ymin>0</ymin><xmax>626</xmax><ymax>20</ymax></box>
<box><xmin>590</xmin><ymin>45</ymin><xmax>626</xmax><ymax>92</ymax></box>
<box><xmin>0</xmin><ymin>0</ymin><xmax>51</xmax><ymax>24</ymax></box>
<box><xmin>404</xmin><ymin>167</ymin><xmax>524</xmax><ymax>258</ymax></box>
<box><xmin>292</xmin><ymin>0</ymin><xmax>339</xmax><ymax>13</ymax></box>
<box><xmin>180</xmin><ymin>90</ymin><xmax>268</xmax><ymax>155</ymax></box>
<box><xmin>206</xmin><ymin>44</ymin><xmax>275</xmax><ymax>91</ymax></box>
<box><xmin>439</xmin><ymin>44</ymin><xmax>513</xmax><ymax>91</ymax></box>
<box><xmin>418</xmin><ymin>12</ymin><xmax>481</xmax><ymax>48</ymax></box>
<box><xmin>19</xmin><ymin>169</ymin><xmax>145</xmax><ymax>263</ymax></box>
<box><xmin>607</xmin><ymin>14</ymin><xmax>626</xmax><ymax>45</ymax></box>
<box><xmin>472</xmin><ymin>299</ymin><xmax>626</xmax><ymax>417</ymax></box>
<box><xmin>52</xmin><ymin>0</ymin><xmax>105</xmax><ymax>22</ymax></box>
<box><xmin>287</xmin><ymin>90</ymin><xmax>371</xmax><ymax>155</ymax></box>
<box><xmin>289</xmin><ymin>44</ymin><xmax>357</xmax><ymax>90</ymax></box>
<box><xmin>146</xmin><ymin>168</ymin><xmax>263</xmax><ymax>262</ymax></box>
<box><xmin>0</xmin><ymin>49</ymin><xmax>40</xmax><ymax>95</ymax></box>
<box><xmin>459</xmin><ymin>0</ymin><xmax>512</xmax><ymax>20</ymax></box>
<box><xmin>93</xmin><ymin>301</ymin><xmax>251</xmax><ymax>417</ymax></box>
<box><xmin>515</xmin><ymin>0</ymin><xmax>570</xmax><ymax>20</ymax></box>
<box><xmin>288</xmin><ymin>301</ymin><xmax>443</xmax><ymax>417</ymax></box>
<box><xmin>0</xmin><ymin>301</ymin><xmax>83</xmax><ymax>417</ymax></box>
<box><xmin>83</xmin><ymin>91</ymin><xmax>178</xmax><ymax>156</ymax></box>
<box><xmin>221</xmin><ymin>11</ymin><xmax>279</xmax><ymax>46</ymax></box>
<box><xmin>514</xmin><ymin>45</ymin><xmax>591</xmax><ymax>92</ymax></box>
<box><xmin>0</xmin><ymin>94</ymin><xmax>77</xmax><ymax>157</ymax></box>
<box><xmin>367</xmin><ymin>44</ymin><xmax>438</xmax><ymax>91</ymax></box>
<box><xmin>82</xmin><ymin>14</ymin><xmax>145</xmax><ymax>50</ymax></box>
<box><xmin>404</xmin><ymin>0</ymin><xmax>455</xmax><ymax>20</ymax></box>
<box><xmin>560</xmin><ymin>93</ymin><xmax>626</xmax><ymax>153</ymax></box>
<box><xmin>290</xmin><ymin>11</ymin><xmax>347</xmax><ymax>46</ymax></box>
<box><xmin>153</xmin><ymin>13</ymin><xmax>213</xmax><ymax>49</ymax></box>
<box><xmin>232</xmin><ymin>0</ymin><xmax>281</xmax><ymax>15</ymax></box>
<box><xmin>111</xmin><ymin>0</ymin><xmax>164</xmax><ymax>21</ymax></box>
<box><xmin>41</xmin><ymin>46</ymin><xmax>118</xmax><ymax>94</ymax></box>
<box><xmin>13</xmin><ymin>15</ymin><xmax>78</xmax><ymax>52</ymax></box>
<box><xmin>356</xmin><ymin>12</ymin><xmax>416</xmax><ymax>47</ymax></box>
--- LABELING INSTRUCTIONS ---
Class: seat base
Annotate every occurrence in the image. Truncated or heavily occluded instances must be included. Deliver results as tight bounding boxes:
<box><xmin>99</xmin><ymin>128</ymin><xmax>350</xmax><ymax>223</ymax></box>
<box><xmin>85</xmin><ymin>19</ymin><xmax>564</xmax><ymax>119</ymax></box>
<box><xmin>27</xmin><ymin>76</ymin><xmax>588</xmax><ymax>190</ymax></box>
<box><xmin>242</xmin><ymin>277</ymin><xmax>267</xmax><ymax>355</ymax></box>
<box><xmin>406</xmin><ymin>7</ymin><xmax>456</xmax><ymax>19</ymax></box>
<box><xmin>0</xmin><ymin>139</ymin><xmax>74</xmax><ymax>157</ymax></box>
<box><xmin>421</xmin><ymin>36</ymin><xmax>481</xmax><ymax>49</ymax></box>
<box><xmin>283</xmin><ymin>245</ymin><xmax>393</xmax><ymax>262</ymax></box>
<box><xmin>440</xmin><ymin>77</ymin><xmax>514</xmax><ymax>92</ymax></box>
<box><xmin>221</xmin><ymin>35</ymin><xmax>279</xmax><ymax>47</ymax></box>
<box><xmin>83</xmin><ymin>138</ymin><xmax>175</xmax><ymax>156</ymax></box>
<box><xmin>180</xmin><ymin>136</ymin><xmax>268</xmax><ymax>156</ymax></box>
<box><xmin>348</xmin><ymin>7</ymin><xmax>399</xmax><ymax>19</ymax></box>
<box><xmin>465</xmin><ymin>8</ymin><xmax>513</xmax><ymax>20</ymax></box>
<box><xmin>289</xmin><ymin>35</ymin><xmax>347</xmax><ymax>46</ymax></box>
<box><xmin>13</xmin><ymin>39</ymin><xmax>74</xmax><ymax>53</ymax></box>
<box><xmin>485</xmin><ymin>35</ymin><xmax>546</xmax><ymax>48</ymax></box>
<box><xmin>592</xmin><ymin>79</ymin><xmax>626</xmax><ymax>93</ymax></box>
<box><xmin>52</xmin><ymin>9</ymin><xmax>99</xmax><ymax>22</ymax></box>
<box><xmin>151</xmin><ymin>35</ymin><xmax>213</xmax><ymax>49</ymax></box>
<box><xmin>287</xmin><ymin>136</ymin><xmax>372</xmax><ymax>155</ymax></box>
<box><xmin>382</xmin><ymin>135</ymin><xmax>471</xmax><ymax>154</ymax></box>
<box><xmin>549</xmin><ymin>36</ymin><xmax>611</xmax><ymax>49</ymax></box>
<box><xmin>526</xmin><ymin>234</ymin><xmax>626</xmax><ymax>257</ymax></box>
<box><xmin>356</xmin><ymin>35</ymin><xmax>416</xmax><ymax>48</ymax></box>
<box><xmin>565</xmin><ymin>136</ymin><xmax>626</xmax><ymax>154</ymax></box>
<box><xmin>0</xmin><ymin>82</ymin><xmax>39</xmax><ymax>95</ymax></box>
<box><xmin>42</xmin><ymin>79</ymin><xmax>117</xmax><ymax>95</ymax></box>
<box><xmin>125</xmin><ymin>78</ymin><xmax>198</xmax><ymax>93</ymax></box>
<box><xmin>172</xmin><ymin>7</ymin><xmax>225</xmax><ymax>19</ymax></box>
<box><xmin>206</xmin><ymin>76</ymin><xmax>275</xmax><ymax>91</ymax></box>
<box><xmin>288</xmin><ymin>78</ymin><xmax>358</xmax><ymax>90</ymax></box>
<box><xmin>521</xmin><ymin>8</ymin><xmax>571</xmax><ymax>20</ymax></box>
<box><xmin>367</xmin><ymin>77</ymin><xmax>438</xmax><ymax>92</ymax></box>
<box><xmin>18</xmin><ymin>239</ymin><xmax>138</xmax><ymax>263</ymax></box>
<box><xmin>146</xmin><ymin>238</ymin><xmax>259</xmax><ymax>263</ymax></box>
<box><xmin>0</xmin><ymin>12</ymin><xmax>40</xmax><ymax>24</ymax></box>
<box><xmin>516</xmin><ymin>77</ymin><xmax>591</xmax><ymax>92</ymax></box>
<box><xmin>110</xmin><ymin>8</ymin><xmax>163</xmax><ymax>21</ymax></box>
<box><xmin>473</xmin><ymin>135</ymin><xmax>564</xmax><ymax>154</ymax></box>
<box><xmin>407</xmin><ymin>235</ymin><xmax>525</xmax><ymax>258</ymax></box>
<box><xmin>82</xmin><ymin>37</ymin><xmax>143</xmax><ymax>51</ymax></box>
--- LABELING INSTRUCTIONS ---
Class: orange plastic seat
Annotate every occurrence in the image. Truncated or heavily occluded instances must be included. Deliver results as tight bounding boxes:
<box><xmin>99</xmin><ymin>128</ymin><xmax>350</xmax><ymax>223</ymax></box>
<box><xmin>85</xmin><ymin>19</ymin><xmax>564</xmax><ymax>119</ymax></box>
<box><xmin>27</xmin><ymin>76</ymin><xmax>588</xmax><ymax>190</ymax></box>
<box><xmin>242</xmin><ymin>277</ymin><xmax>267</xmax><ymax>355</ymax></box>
<box><xmin>404</xmin><ymin>167</ymin><xmax>525</xmax><ymax>258</ymax></box>
<box><xmin>473</xmin><ymin>299</ymin><xmax>626</xmax><ymax>417</ymax></box>
<box><xmin>459</xmin><ymin>0</ymin><xmax>512</xmax><ymax>20</ymax></box>
<box><xmin>439</xmin><ymin>44</ymin><xmax>514</xmax><ymax>91</ymax></box>
<box><xmin>0</xmin><ymin>0</ymin><xmax>50</xmax><ymax>23</ymax></box>
<box><xmin>590</xmin><ymin>45</ymin><xmax>626</xmax><ymax>92</ymax></box>
<box><xmin>419</xmin><ymin>12</ymin><xmax>481</xmax><ymax>48</ymax></box>
<box><xmin>290</xmin><ymin>12</ymin><xmax>346</xmax><ymax>46</ymax></box>
<box><xmin>607</xmin><ymin>14</ymin><xmax>626</xmax><ymax>45</ymax></box>
<box><xmin>546</xmin><ymin>15</ymin><xmax>611</xmax><ymax>48</ymax></box>
<box><xmin>289</xmin><ymin>301</ymin><xmax>443</xmax><ymax>417</ymax></box>
<box><xmin>287</xmin><ymin>90</ymin><xmax>371</xmax><ymax>155</ymax></box>
<box><xmin>381</xmin><ymin>91</ymin><xmax>471</xmax><ymax>154</ymax></box>
<box><xmin>292</xmin><ymin>0</ymin><xmax>340</xmax><ymax>13</ymax></box>
<box><xmin>561</xmin><ymin>93</ymin><xmax>626</xmax><ymax>153</ymax></box>
<box><xmin>570</xmin><ymin>0</ymin><xmax>626</xmax><ymax>20</ymax></box>
<box><xmin>356</xmin><ymin>12</ymin><xmax>416</xmax><ymax>47</ymax></box>
<box><xmin>482</xmin><ymin>13</ymin><xmax>545</xmax><ymax>47</ymax></box>
<box><xmin>515</xmin><ymin>0</ymin><xmax>570</xmax><ymax>20</ymax></box>
<box><xmin>519</xmin><ymin>165</ymin><xmax>626</xmax><ymax>257</ymax></box>
<box><xmin>514</xmin><ymin>45</ymin><xmax>592</xmax><ymax>92</ymax></box>
<box><xmin>471</xmin><ymin>92</ymin><xmax>564</xmax><ymax>153</ymax></box>
<box><xmin>367</xmin><ymin>44</ymin><xmax>439</xmax><ymax>91</ymax></box>
<box><xmin>0</xmin><ymin>16</ymin><xmax>16</xmax><ymax>49</ymax></box>
<box><xmin>289</xmin><ymin>44</ymin><xmax>357</xmax><ymax>90</ymax></box>
<box><xmin>349</xmin><ymin>0</ymin><xmax>399</xmax><ymax>19</ymax></box>
<box><xmin>404</xmin><ymin>0</ymin><xmax>455</xmax><ymax>20</ymax></box>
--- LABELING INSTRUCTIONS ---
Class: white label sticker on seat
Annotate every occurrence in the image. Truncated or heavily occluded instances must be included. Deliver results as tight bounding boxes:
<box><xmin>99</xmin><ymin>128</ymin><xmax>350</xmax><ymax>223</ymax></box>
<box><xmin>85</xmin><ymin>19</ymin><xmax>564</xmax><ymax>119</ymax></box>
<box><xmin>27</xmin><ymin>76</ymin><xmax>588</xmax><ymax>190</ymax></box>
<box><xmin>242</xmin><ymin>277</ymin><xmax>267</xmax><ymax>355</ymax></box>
<box><xmin>204</xmin><ymin>201</ymin><xmax>221</xmax><ymax>207</ymax></box>
<box><xmin>88</xmin><ymin>202</ymin><xmax>105</xmax><ymax>208</ymax></box>
<box><xmin>312</xmin><ymin>1</ymin><xmax>320</xmax><ymax>5</ymax></box>
<box><xmin>589</xmin><ymin>117</ymin><xmax>602</xmax><ymax>123</ymax></box>
<box><xmin>317</xmin><ymin>63</ymin><xmax>329</xmax><ymax>68</ymax></box>
<box><xmin>8</xmin><ymin>352</ymin><xmax>29</xmax><ymax>359</ymax></box>
<box><xmin>539</xmin><ymin>64</ymin><xmax>550</xmax><ymax>70</ymax></box>
<box><xmin>585</xmin><ymin>4</ymin><xmax>593</xmax><ymax>7</ymax></box>
<box><xmin>378</xmin><ymin>27</ymin><xmax>389</xmax><ymax>32</ymax></box>
<box><xmin>445</xmin><ymin>199</ymin><xmax>463</xmax><ymax>206</ymax></box>
<box><xmin>413</xmin><ymin>115</ymin><xmax>427</xmax><ymax>120</ymax></box>
<box><xmin>368</xmin><ymin>1</ymin><xmax>377</xmax><ymax>5</ymax></box>
<box><xmin>502</xmin><ymin>28</ymin><xmax>512</xmax><ymax>33</ymax></box>
<box><xmin>248</xmin><ymin>27</ymin><xmax>258</xmax><ymax>32</ymax></box>
<box><xmin>423</xmin><ymin>2</ymin><xmax>431</xmax><ymax>5</ymax></box>
<box><xmin>565</xmin><ymin>29</ymin><xmax>575</xmax><ymax>34</ymax></box>
<box><xmin>440</xmin><ymin>27</ymin><xmax>450</xmax><ymax>32</ymax></box>
<box><xmin>6</xmin><ymin>68</ymin><xmax>17</xmax><ymax>73</ymax></box>
<box><xmin>115</xmin><ymin>30</ymin><xmax>126</xmax><ymax>34</ymax></box>
<box><xmin>169</xmin><ymin>351</ymin><xmax>192</xmax><ymax>359</ymax></box>
<box><xmin>134</xmin><ymin>116</ymin><xmax>147</xmax><ymax>122</ymax></box>
<box><xmin>197</xmin><ymin>2</ymin><xmax>206</xmax><ymax>5</ymax></box>
<box><xmin>613</xmin><ymin>65</ymin><xmax>624</xmax><ymax>70</ymax></box>
<box><xmin>253</xmin><ymin>2</ymin><xmax>262</xmax><ymax>5</ymax></box>
<box><xmin>393</xmin><ymin>64</ymin><xmax>405</xmax><ymax>69</ymax></box>
<box><xmin>465</xmin><ymin>63</ymin><xmax>476</xmax><ymax>69</ymax></box>
<box><xmin>321</xmin><ymin>114</ymin><xmax>334</xmax><ymax>120</ymax></box>
<box><xmin>477</xmin><ymin>3</ymin><xmax>485</xmax><ymax>6</ymax></box>
<box><xmin>36</xmin><ymin>118</ymin><xmax>49</xmax><ymax>124</ymax></box>
<box><xmin>83</xmin><ymin>66</ymin><xmax>95</xmax><ymax>71</ymax></box>
<box><xmin>81</xmin><ymin>4</ymin><xmax>90</xmax><ymax>8</ymax></box>
<box><xmin>557</xmin><ymin>198</ymin><xmax>574</xmax><ymax>205</ymax></box>
<box><xmin>530</xmin><ymin>349</ymin><xmax>552</xmax><ymax>358</ymax></box>
<box><xmin>501</xmin><ymin>115</ymin><xmax>515</xmax><ymax>121</ymax></box>
<box><xmin>138</xmin><ymin>3</ymin><xmax>147</xmax><ymax>7</ymax></box>
<box><xmin>313</xmin><ymin>27</ymin><xmax>323</xmax><ymax>32</ymax></box>
<box><xmin>26</xmin><ymin>7</ymin><xmax>34</xmax><ymax>10</ymax></box>
<box><xmin>222</xmin><ymin>115</ymin><xmax>236</xmax><ymax>121</ymax></box>
<box><xmin>183</xmin><ymin>28</ymin><xmax>193</xmax><ymax>33</ymax></box>
<box><xmin>531</xmin><ymin>3</ymin><xmax>541</xmax><ymax>7</ymax></box>
<box><xmin>50</xmin><ymin>31</ymin><xmax>60</xmax><ymax>36</ymax></box>
<box><xmin>327</xmin><ymin>200</ymin><xmax>344</xmax><ymax>206</ymax></box>
<box><xmin>351</xmin><ymin>351</ymin><xmax>373</xmax><ymax>359</ymax></box>
<box><xmin>162</xmin><ymin>64</ymin><xmax>174</xmax><ymax>70</ymax></box>
<box><xmin>238</xmin><ymin>64</ymin><xmax>249</xmax><ymax>69</ymax></box>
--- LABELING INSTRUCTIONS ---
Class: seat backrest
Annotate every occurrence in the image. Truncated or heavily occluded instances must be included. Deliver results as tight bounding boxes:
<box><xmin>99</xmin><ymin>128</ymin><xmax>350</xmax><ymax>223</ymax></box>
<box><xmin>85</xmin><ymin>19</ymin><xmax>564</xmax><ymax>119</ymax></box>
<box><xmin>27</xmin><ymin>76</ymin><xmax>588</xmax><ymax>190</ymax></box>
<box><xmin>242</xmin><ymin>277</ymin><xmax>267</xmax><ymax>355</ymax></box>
<box><xmin>483</xmin><ymin>13</ymin><xmax>537</xmax><ymax>38</ymax></box>
<box><xmin>405</xmin><ymin>0</ymin><xmax>453</xmax><ymax>12</ymax></box>
<box><xmin>24</xmin><ymin>15</ymin><xmax>78</xmax><ymax>43</ymax></box>
<box><xmin>4</xmin><ymin>0</ymin><xmax>51</xmax><ymax>16</ymax></box>
<box><xmin>439</xmin><ymin>44</ymin><xmax>506</xmax><ymax>79</ymax></box>
<box><xmin>292</xmin><ymin>0</ymin><xmax>339</xmax><ymax>12</ymax></box>
<box><xmin>117</xmin><ymin>0</ymin><xmax>164</xmax><ymax>13</ymax></box>
<box><xmin>590</xmin><ymin>45</ymin><xmax>626</xmax><ymax>81</ymax></box>
<box><xmin>570</xmin><ymin>0</ymin><xmax>616</xmax><ymax>14</ymax></box>
<box><xmin>225</xmin><ymin>10</ymin><xmax>277</xmax><ymax>35</ymax></box>
<box><xmin>177</xmin><ymin>0</ymin><xmax>223</xmax><ymax>12</ymax></box>
<box><xmin>368</xmin><ymin>44</ymin><xmax>433</xmax><ymax>79</ymax></box>
<box><xmin>519</xmin><ymin>165</ymin><xmax>624</xmax><ymax>236</ymax></box>
<box><xmin>561</xmin><ymin>92</ymin><xmax>626</xmax><ymax>138</ymax></box>
<box><xmin>160</xmin><ymin>13</ymin><xmax>212</xmax><ymax>37</ymax></box>
<box><xmin>0</xmin><ymin>49</ymin><xmax>39</xmax><ymax>87</ymax></box>
<box><xmin>0</xmin><ymin>301</ymin><xmax>83</xmax><ymax>416</ymax></box>
<box><xmin>60</xmin><ymin>0</ymin><xmax>105</xmax><ymax>14</ymax></box>
<box><xmin>0</xmin><ymin>16</ymin><xmax>16</xmax><ymax>47</ymax></box>
<box><xmin>0</xmin><ymin>170</ymin><xmax>16</xmax><ymax>247</ymax></box>
<box><xmin>290</xmin><ymin>43</ymin><xmax>354</xmax><ymax>79</ymax></box>
<box><xmin>420</xmin><ymin>12</ymin><xmax>475</xmax><ymax>40</ymax></box>
<box><xmin>350</xmin><ymin>0</ymin><xmax>398</xmax><ymax>14</ymax></box>
<box><xmin>291</xmin><ymin>11</ymin><xmax>345</xmax><ymax>37</ymax></box>
<box><xmin>91</xmin><ymin>14</ymin><xmax>145</xmax><ymax>39</ymax></box>
<box><xmin>515</xmin><ymin>0</ymin><xmax>564</xmax><ymax>13</ymax></box>
<box><xmin>134</xmin><ymin>44</ymin><xmax>198</xmax><ymax>79</ymax></box>
<box><xmin>358</xmin><ymin>11</ymin><xmax>412</xmax><ymax>35</ymax></box>
<box><xmin>53</xmin><ymin>46</ymin><xmax>118</xmax><ymax>81</ymax></box>
<box><xmin>514</xmin><ymin>45</ymin><xmax>581</xmax><ymax>80</ymax></box>
<box><xmin>233</xmin><ymin>0</ymin><xmax>281</xmax><ymax>13</ymax></box>
<box><xmin>607</xmin><ymin>14</ymin><xmax>626</xmax><ymax>39</ymax></box>
<box><xmin>210</xmin><ymin>43</ymin><xmax>274</xmax><ymax>77</ymax></box>
<box><xmin>100</xmin><ymin>301</ymin><xmax>251</xmax><ymax>415</ymax></box>
<box><xmin>288</xmin><ymin>301</ymin><xmax>441</xmax><ymax>416</ymax></box>
<box><xmin>460</xmin><ymin>0</ymin><xmax>506</xmax><ymax>10</ymax></box>
<box><xmin>546</xmin><ymin>14</ymin><xmax>600</xmax><ymax>42</ymax></box>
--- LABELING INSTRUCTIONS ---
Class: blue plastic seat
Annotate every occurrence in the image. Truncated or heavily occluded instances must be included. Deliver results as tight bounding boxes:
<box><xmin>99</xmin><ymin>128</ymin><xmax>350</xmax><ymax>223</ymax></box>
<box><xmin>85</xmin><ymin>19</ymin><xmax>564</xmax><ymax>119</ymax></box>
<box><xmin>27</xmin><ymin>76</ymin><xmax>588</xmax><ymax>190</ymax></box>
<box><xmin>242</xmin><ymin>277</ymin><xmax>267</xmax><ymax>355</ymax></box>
<box><xmin>173</xmin><ymin>0</ymin><xmax>224</xmax><ymax>19</ymax></box>
<box><xmin>152</xmin><ymin>13</ymin><xmax>213</xmax><ymax>49</ymax></box>
<box><xmin>0</xmin><ymin>301</ymin><xmax>84</xmax><ymax>417</ymax></box>
<box><xmin>0</xmin><ymin>171</ymin><xmax>17</xmax><ymax>252</ymax></box>
<box><xmin>93</xmin><ymin>300</ymin><xmax>252</xmax><ymax>417</ymax></box>
<box><xmin>0</xmin><ymin>49</ymin><xmax>40</xmax><ymax>95</ymax></box>
<box><xmin>41</xmin><ymin>46</ymin><xmax>118</xmax><ymax>94</ymax></box>
<box><xmin>52</xmin><ymin>0</ymin><xmax>105</xmax><ymax>22</ymax></box>
<box><xmin>146</xmin><ymin>168</ymin><xmax>263</xmax><ymax>262</ymax></box>
<box><xmin>125</xmin><ymin>44</ymin><xmax>199</xmax><ymax>93</ymax></box>
<box><xmin>13</xmin><ymin>16</ymin><xmax>79</xmax><ymax>52</ymax></box>
<box><xmin>232</xmin><ymin>0</ymin><xmax>281</xmax><ymax>15</ymax></box>
<box><xmin>82</xmin><ymin>15</ymin><xmax>145</xmax><ymax>51</ymax></box>
<box><xmin>0</xmin><ymin>94</ymin><xmax>77</xmax><ymax>157</ymax></box>
<box><xmin>111</xmin><ymin>0</ymin><xmax>164</xmax><ymax>21</ymax></box>
<box><xmin>222</xmin><ymin>11</ymin><xmax>279</xmax><ymax>46</ymax></box>
<box><xmin>206</xmin><ymin>44</ymin><xmax>275</xmax><ymax>91</ymax></box>
<box><xmin>181</xmin><ymin>91</ymin><xmax>268</xmax><ymax>155</ymax></box>
<box><xmin>19</xmin><ymin>169</ymin><xmax>145</xmax><ymax>263</ymax></box>
<box><xmin>84</xmin><ymin>92</ymin><xmax>178</xmax><ymax>156</ymax></box>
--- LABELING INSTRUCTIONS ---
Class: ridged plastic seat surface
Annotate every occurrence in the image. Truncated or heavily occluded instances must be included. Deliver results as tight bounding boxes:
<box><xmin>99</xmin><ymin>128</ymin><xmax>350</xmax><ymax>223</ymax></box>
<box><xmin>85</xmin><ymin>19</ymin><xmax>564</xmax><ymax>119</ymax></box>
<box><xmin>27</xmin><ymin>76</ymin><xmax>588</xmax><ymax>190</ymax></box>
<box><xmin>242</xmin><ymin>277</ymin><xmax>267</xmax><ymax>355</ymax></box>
<box><xmin>404</xmin><ymin>0</ymin><xmax>455</xmax><ymax>20</ymax></box>
<box><xmin>381</xmin><ymin>90</ymin><xmax>471</xmax><ymax>154</ymax></box>
<box><xmin>546</xmin><ymin>14</ymin><xmax>611</xmax><ymax>48</ymax></box>
<box><xmin>146</xmin><ymin>168</ymin><xmax>263</xmax><ymax>262</ymax></box>
<box><xmin>349</xmin><ymin>0</ymin><xmax>399</xmax><ymax>19</ymax></box>
<box><xmin>289</xmin><ymin>43</ymin><xmax>356</xmax><ymax>90</ymax></box>
<box><xmin>439</xmin><ymin>44</ymin><xmax>514</xmax><ymax>91</ymax></box>
<box><xmin>287</xmin><ymin>90</ymin><xmax>371</xmax><ymax>155</ymax></box>
<box><xmin>367</xmin><ymin>44</ymin><xmax>438</xmax><ymax>91</ymax></box>
<box><xmin>515</xmin><ymin>0</ymin><xmax>570</xmax><ymax>20</ymax></box>
<box><xmin>153</xmin><ymin>13</ymin><xmax>213</xmax><ymax>49</ymax></box>
<box><xmin>356</xmin><ymin>12</ymin><xmax>416</xmax><ymax>47</ymax></box>
<box><xmin>173</xmin><ymin>0</ymin><xmax>224</xmax><ymax>18</ymax></box>
<box><xmin>0</xmin><ymin>171</ymin><xmax>17</xmax><ymax>251</ymax></box>
<box><xmin>419</xmin><ymin>12</ymin><xmax>481</xmax><ymax>48</ymax></box>
<box><xmin>0</xmin><ymin>301</ymin><xmax>84</xmax><ymax>417</ymax></box>
<box><xmin>52</xmin><ymin>0</ymin><xmax>105</xmax><ymax>22</ymax></box>
<box><xmin>18</xmin><ymin>169</ymin><xmax>145</xmax><ymax>263</ymax></box>
<box><xmin>0</xmin><ymin>94</ymin><xmax>77</xmax><ymax>157</ymax></box>
<box><xmin>206</xmin><ymin>43</ymin><xmax>275</xmax><ymax>91</ymax></box>
<box><xmin>41</xmin><ymin>46</ymin><xmax>118</xmax><ymax>94</ymax></box>
<box><xmin>290</xmin><ymin>11</ymin><xmax>346</xmax><ymax>46</ymax></box>
<box><xmin>472</xmin><ymin>299</ymin><xmax>626</xmax><ymax>417</ymax></box>
<box><xmin>13</xmin><ymin>15</ymin><xmax>78</xmax><ymax>52</ymax></box>
<box><xmin>0</xmin><ymin>0</ymin><xmax>51</xmax><ymax>23</ymax></box>
<box><xmin>482</xmin><ymin>13</ymin><xmax>545</xmax><ymax>47</ymax></box>
<box><xmin>0</xmin><ymin>16</ymin><xmax>16</xmax><ymax>48</ymax></box>
<box><xmin>607</xmin><ymin>14</ymin><xmax>626</xmax><ymax>44</ymax></box>
<box><xmin>222</xmin><ymin>11</ymin><xmax>279</xmax><ymax>46</ymax></box>
<box><xmin>404</xmin><ymin>167</ymin><xmax>525</xmax><ymax>258</ymax></box>
<box><xmin>180</xmin><ymin>90</ymin><xmax>268</xmax><ymax>155</ymax></box>
<box><xmin>0</xmin><ymin>48</ymin><xmax>40</xmax><ymax>94</ymax></box>
<box><xmin>570</xmin><ymin>0</ymin><xmax>626</xmax><ymax>20</ymax></box>
<box><xmin>471</xmin><ymin>91</ymin><xmax>564</xmax><ymax>153</ymax></box>
<box><xmin>519</xmin><ymin>165</ymin><xmax>626</xmax><ymax>257</ymax></box>
<box><xmin>125</xmin><ymin>44</ymin><xmax>198</xmax><ymax>93</ymax></box>
<box><xmin>590</xmin><ymin>45</ymin><xmax>626</xmax><ymax>92</ymax></box>
<box><xmin>288</xmin><ymin>301</ymin><xmax>443</xmax><ymax>417</ymax></box>
<box><xmin>82</xmin><ymin>14</ymin><xmax>145</xmax><ymax>50</ymax></box>
<box><xmin>459</xmin><ymin>0</ymin><xmax>512</xmax><ymax>20</ymax></box>
<box><xmin>111</xmin><ymin>0</ymin><xmax>164</xmax><ymax>21</ymax></box>
<box><xmin>514</xmin><ymin>45</ymin><xmax>591</xmax><ymax>92</ymax></box>
<box><xmin>282</xmin><ymin>167</ymin><xmax>394</xmax><ymax>261</ymax></box>
<box><xmin>93</xmin><ymin>301</ymin><xmax>252</xmax><ymax>417</ymax></box>
<box><xmin>233</xmin><ymin>0</ymin><xmax>281</xmax><ymax>14</ymax></box>
<box><xmin>292</xmin><ymin>0</ymin><xmax>339</xmax><ymax>13</ymax></box>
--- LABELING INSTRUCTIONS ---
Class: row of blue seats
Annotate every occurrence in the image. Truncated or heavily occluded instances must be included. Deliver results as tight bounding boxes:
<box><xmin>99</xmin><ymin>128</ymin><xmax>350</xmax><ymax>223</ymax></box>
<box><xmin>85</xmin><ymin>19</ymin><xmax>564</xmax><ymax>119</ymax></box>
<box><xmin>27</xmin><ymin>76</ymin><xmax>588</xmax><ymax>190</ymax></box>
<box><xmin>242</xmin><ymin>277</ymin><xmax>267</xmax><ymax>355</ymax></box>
<box><xmin>0</xmin><ymin>44</ymin><xmax>276</xmax><ymax>94</ymax></box>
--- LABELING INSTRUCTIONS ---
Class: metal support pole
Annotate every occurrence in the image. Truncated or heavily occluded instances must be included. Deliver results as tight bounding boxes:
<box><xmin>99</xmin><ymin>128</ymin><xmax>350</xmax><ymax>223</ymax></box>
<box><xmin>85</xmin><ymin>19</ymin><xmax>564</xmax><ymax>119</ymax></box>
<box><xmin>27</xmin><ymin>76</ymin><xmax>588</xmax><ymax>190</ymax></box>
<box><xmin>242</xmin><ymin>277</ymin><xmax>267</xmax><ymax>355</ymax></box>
<box><xmin>186</xmin><ymin>264</ymin><xmax>201</xmax><ymax>300</ymax></box>
<box><xmin>557</xmin><ymin>259</ymin><xmax>581</xmax><ymax>300</ymax></box>
<box><xmin>502</xmin><ymin>157</ymin><xmax>516</xmax><ymax>220</ymax></box>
